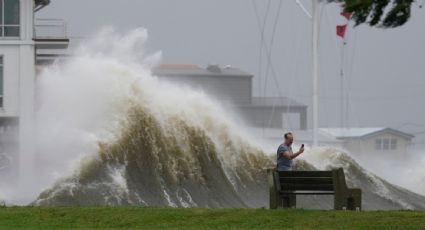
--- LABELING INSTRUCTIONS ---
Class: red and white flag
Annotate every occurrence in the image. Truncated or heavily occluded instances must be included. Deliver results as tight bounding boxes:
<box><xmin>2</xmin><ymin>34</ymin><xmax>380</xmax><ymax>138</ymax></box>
<box><xmin>340</xmin><ymin>11</ymin><xmax>352</xmax><ymax>20</ymax></box>
<box><xmin>336</xmin><ymin>11</ymin><xmax>351</xmax><ymax>39</ymax></box>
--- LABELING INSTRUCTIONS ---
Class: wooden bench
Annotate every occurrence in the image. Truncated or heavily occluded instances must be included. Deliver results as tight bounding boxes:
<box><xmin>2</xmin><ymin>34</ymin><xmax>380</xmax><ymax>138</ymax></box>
<box><xmin>267</xmin><ymin>168</ymin><xmax>361</xmax><ymax>210</ymax></box>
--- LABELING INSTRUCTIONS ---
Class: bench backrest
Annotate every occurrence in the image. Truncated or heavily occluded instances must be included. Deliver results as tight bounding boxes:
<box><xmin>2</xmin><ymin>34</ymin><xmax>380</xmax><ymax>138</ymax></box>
<box><xmin>277</xmin><ymin>170</ymin><xmax>334</xmax><ymax>192</ymax></box>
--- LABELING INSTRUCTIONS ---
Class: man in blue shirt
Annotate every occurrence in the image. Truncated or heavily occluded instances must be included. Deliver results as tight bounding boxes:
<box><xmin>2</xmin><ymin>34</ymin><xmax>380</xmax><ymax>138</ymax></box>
<box><xmin>277</xmin><ymin>132</ymin><xmax>304</xmax><ymax>171</ymax></box>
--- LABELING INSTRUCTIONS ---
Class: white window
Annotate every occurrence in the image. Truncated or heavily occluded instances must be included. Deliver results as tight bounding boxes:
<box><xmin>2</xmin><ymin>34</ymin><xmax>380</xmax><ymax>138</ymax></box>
<box><xmin>383</xmin><ymin>138</ymin><xmax>390</xmax><ymax>150</ymax></box>
<box><xmin>0</xmin><ymin>56</ymin><xmax>3</xmax><ymax>107</ymax></box>
<box><xmin>390</xmin><ymin>138</ymin><xmax>397</xmax><ymax>150</ymax></box>
<box><xmin>375</xmin><ymin>137</ymin><xmax>397</xmax><ymax>150</ymax></box>
<box><xmin>0</xmin><ymin>0</ymin><xmax>20</xmax><ymax>38</ymax></box>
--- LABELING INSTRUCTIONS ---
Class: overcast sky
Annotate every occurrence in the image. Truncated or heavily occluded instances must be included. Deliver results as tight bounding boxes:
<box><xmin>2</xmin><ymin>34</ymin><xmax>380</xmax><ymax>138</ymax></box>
<box><xmin>36</xmin><ymin>0</ymin><xmax>425</xmax><ymax>144</ymax></box>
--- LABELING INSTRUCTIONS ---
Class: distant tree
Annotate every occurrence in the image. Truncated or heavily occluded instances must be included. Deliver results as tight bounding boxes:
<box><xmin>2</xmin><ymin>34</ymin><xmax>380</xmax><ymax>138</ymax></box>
<box><xmin>327</xmin><ymin>0</ymin><xmax>418</xmax><ymax>28</ymax></box>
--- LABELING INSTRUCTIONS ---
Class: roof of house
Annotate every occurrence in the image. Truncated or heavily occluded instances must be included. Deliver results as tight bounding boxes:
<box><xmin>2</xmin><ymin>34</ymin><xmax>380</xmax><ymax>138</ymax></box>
<box><xmin>239</xmin><ymin>97</ymin><xmax>307</xmax><ymax>108</ymax></box>
<box><xmin>152</xmin><ymin>64</ymin><xmax>252</xmax><ymax>78</ymax></box>
<box><xmin>320</xmin><ymin>127</ymin><xmax>414</xmax><ymax>140</ymax></box>
<box><xmin>292</xmin><ymin>129</ymin><xmax>343</xmax><ymax>143</ymax></box>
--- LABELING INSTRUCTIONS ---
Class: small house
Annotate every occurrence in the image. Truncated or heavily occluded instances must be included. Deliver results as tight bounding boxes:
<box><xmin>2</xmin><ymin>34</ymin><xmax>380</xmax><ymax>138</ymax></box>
<box><xmin>320</xmin><ymin>128</ymin><xmax>414</xmax><ymax>155</ymax></box>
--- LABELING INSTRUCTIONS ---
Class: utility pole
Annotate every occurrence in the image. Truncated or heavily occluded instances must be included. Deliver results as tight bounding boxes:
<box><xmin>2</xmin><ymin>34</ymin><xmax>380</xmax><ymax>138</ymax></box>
<box><xmin>312</xmin><ymin>0</ymin><xmax>320</xmax><ymax>146</ymax></box>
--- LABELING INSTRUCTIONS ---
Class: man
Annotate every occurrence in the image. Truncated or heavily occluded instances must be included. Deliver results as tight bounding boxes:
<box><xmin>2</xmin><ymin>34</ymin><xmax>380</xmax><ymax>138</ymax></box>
<box><xmin>276</xmin><ymin>132</ymin><xmax>304</xmax><ymax>171</ymax></box>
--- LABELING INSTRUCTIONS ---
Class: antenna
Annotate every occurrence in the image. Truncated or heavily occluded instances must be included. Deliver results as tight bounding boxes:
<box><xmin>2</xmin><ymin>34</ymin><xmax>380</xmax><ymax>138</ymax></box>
<box><xmin>295</xmin><ymin>0</ymin><xmax>320</xmax><ymax>146</ymax></box>
<box><xmin>312</xmin><ymin>0</ymin><xmax>320</xmax><ymax>146</ymax></box>
<box><xmin>295</xmin><ymin>0</ymin><xmax>312</xmax><ymax>19</ymax></box>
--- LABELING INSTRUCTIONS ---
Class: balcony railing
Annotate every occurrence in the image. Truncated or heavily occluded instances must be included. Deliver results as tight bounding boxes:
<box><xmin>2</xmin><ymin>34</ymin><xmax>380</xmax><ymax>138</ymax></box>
<box><xmin>34</xmin><ymin>18</ymin><xmax>67</xmax><ymax>39</ymax></box>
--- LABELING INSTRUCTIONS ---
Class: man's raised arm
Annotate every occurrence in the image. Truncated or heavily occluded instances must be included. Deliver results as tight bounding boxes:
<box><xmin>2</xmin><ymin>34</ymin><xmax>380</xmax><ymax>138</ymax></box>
<box><xmin>282</xmin><ymin>146</ymin><xmax>304</xmax><ymax>160</ymax></box>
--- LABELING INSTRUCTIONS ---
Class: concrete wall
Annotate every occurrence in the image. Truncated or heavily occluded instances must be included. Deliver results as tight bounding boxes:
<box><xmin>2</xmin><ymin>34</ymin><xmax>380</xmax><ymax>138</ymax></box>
<box><xmin>0</xmin><ymin>46</ymin><xmax>21</xmax><ymax>117</ymax></box>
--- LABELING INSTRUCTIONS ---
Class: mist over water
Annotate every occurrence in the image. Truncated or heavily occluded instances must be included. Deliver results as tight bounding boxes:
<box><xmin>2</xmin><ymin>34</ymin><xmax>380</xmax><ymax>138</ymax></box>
<box><xmin>350</xmin><ymin>150</ymin><xmax>425</xmax><ymax>196</ymax></box>
<box><xmin>0</xmin><ymin>28</ymin><xmax>424</xmax><ymax>209</ymax></box>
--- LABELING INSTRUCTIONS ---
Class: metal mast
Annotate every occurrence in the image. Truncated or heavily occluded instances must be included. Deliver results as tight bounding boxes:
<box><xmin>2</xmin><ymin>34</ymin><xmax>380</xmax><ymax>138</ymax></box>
<box><xmin>312</xmin><ymin>0</ymin><xmax>320</xmax><ymax>146</ymax></box>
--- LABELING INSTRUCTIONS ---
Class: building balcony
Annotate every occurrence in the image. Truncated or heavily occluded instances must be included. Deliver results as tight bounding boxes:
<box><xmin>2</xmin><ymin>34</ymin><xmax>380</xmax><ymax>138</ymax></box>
<box><xmin>34</xmin><ymin>18</ymin><xmax>69</xmax><ymax>49</ymax></box>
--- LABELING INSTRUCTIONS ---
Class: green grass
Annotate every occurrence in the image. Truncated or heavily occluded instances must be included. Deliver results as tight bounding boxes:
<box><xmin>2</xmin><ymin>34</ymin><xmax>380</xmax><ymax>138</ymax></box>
<box><xmin>0</xmin><ymin>207</ymin><xmax>424</xmax><ymax>229</ymax></box>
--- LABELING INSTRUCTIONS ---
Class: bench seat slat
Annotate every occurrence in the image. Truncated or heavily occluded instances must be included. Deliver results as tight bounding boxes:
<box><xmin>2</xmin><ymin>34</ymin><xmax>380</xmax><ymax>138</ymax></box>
<box><xmin>280</xmin><ymin>183</ymin><xmax>334</xmax><ymax>191</ymax></box>
<box><xmin>280</xmin><ymin>191</ymin><xmax>335</xmax><ymax>195</ymax></box>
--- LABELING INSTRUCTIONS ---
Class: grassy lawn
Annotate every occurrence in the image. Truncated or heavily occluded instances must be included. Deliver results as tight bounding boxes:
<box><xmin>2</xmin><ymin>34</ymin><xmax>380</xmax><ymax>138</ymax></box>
<box><xmin>0</xmin><ymin>207</ymin><xmax>424</xmax><ymax>229</ymax></box>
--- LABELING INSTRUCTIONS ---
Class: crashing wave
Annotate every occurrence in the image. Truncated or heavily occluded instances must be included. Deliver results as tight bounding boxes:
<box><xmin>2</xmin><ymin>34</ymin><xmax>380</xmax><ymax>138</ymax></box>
<box><xmin>29</xmin><ymin>28</ymin><xmax>425</xmax><ymax>210</ymax></box>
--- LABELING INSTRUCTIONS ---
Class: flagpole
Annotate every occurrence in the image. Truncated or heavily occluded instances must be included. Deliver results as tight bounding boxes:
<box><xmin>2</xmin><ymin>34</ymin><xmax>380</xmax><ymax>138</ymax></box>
<box><xmin>336</xmin><ymin>11</ymin><xmax>351</xmax><ymax>130</ymax></box>
<box><xmin>312</xmin><ymin>0</ymin><xmax>319</xmax><ymax>146</ymax></box>
<box><xmin>340</xmin><ymin>42</ymin><xmax>345</xmax><ymax>129</ymax></box>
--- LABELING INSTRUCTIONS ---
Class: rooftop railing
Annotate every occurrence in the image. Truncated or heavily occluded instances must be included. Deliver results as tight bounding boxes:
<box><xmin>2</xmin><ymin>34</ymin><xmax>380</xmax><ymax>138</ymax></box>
<box><xmin>34</xmin><ymin>18</ymin><xmax>68</xmax><ymax>39</ymax></box>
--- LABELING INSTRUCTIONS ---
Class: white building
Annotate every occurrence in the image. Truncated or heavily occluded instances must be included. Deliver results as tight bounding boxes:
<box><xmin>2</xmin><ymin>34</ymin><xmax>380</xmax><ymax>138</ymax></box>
<box><xmin>0</xmin><ymin>0</ymin><xmax>68</xmax><ymax>177</ymax></box>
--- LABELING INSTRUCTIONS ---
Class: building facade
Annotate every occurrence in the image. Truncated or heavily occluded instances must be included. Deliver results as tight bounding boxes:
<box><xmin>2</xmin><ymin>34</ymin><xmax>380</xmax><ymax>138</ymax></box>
<box><xmin>0</xmin><ymin>0</ymin><xmax>68</xmax><ymax>177</ymax></box>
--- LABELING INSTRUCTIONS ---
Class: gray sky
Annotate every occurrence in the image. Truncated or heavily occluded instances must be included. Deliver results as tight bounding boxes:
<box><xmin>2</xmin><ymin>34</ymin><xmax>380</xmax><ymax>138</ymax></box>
<box><xmin>37</xmin><ymin>0</ymin><xmax>425</xmax><ymax>144</ymax></box>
